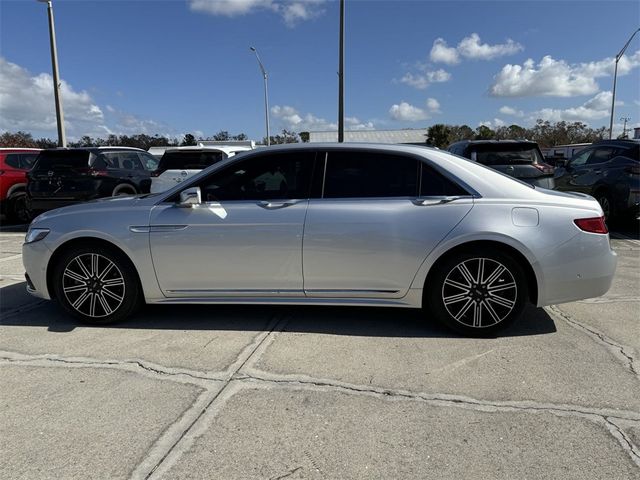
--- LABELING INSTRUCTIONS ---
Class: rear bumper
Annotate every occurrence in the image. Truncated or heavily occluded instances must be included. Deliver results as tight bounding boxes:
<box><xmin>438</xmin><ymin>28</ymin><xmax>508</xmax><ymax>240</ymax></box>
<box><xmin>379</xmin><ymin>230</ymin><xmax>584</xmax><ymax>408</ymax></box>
<box><xmin>537</xmin><ymin>232</ymin><xmax>617</xmax><ymax>306</ymax></box>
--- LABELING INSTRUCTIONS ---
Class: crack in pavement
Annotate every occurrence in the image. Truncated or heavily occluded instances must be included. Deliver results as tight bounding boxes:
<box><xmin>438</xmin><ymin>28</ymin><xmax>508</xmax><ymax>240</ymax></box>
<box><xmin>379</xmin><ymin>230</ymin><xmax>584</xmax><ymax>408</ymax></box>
<box><xmin>605</xmin><ymin>418</ymin><xmax>640</xmax><ymax>467</ymax></box>
<box><xmin>1</xmin><ymin>299</ymin><xmax>48</xmax><ymax>320</ymax></box>
<box><xmin>131</xmin><ymin>313</ymin><xmax>290</xmax><ymax>480</ymax></box>
<box><xmin>549</xmin><ymin>303</ymin><xmax>637</xmax><ymax>371</ymax></box>
<box><xmin>547</xmin><ymin>305</ymin><xmax>639</xmax><ymax>378</ymax></box>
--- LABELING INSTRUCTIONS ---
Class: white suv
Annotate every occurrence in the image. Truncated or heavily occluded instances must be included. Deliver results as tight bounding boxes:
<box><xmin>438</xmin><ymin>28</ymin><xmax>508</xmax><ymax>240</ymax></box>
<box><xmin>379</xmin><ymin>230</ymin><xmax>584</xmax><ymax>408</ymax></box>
<box><xmin>150</xmin><ymin>146</ymin><xmax>251</xmax><ymax>193</ymax></box>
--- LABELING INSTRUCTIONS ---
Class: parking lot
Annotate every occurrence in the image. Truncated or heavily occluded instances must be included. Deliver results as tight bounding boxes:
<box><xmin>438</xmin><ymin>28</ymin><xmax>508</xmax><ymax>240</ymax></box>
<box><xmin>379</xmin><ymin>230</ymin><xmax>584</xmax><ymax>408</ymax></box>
<box><xmin>1</xmin><ymin>221</ymin><xmax>639</xmax><ymax>479</ymax></box>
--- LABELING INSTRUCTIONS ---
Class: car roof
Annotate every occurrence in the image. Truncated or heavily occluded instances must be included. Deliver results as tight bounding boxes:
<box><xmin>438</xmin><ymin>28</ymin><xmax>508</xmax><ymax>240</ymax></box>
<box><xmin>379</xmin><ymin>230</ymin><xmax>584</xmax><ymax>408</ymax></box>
<box><xmin>40</xmin><ymin>146</ymin><xmax>145</xmax><ymax>152</ymax></box>
<box><xmin>591</xmin><ymin>139</ymin><xmax>640</xmax><ymax>147</ymax></box>
<box><xmin>0</xmin><ymin>148</ymin><xmax>41</xmax><ymax>152</ymax></box>
<box><xmin>449</xmin><ymin>139</ymin><xmax>537</xmax><ymax>146</ymax></box>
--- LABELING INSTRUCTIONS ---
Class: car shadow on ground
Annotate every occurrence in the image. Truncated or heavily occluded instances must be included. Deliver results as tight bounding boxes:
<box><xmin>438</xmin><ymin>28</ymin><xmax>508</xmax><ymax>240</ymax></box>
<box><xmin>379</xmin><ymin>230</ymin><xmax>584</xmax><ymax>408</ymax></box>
<box><xmin>1</xmin><ymin>281</ymin><xmax>556</xmax><ymax>338</ymax></box>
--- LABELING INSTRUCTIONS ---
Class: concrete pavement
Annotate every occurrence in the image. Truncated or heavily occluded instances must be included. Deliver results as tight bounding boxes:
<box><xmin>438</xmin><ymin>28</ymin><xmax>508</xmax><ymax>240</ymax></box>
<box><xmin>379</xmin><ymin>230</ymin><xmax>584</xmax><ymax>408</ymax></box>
<box><xmin>1</xmin><ymin>229</ymin><xmax>639</xmax><ymax>479</ymax></box>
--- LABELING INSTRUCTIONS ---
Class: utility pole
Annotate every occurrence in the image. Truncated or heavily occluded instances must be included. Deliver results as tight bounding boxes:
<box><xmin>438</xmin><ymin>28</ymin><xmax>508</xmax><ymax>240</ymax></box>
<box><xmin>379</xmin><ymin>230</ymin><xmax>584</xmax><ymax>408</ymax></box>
<box><xmin>38</xmin><ymin>0</ymin><xmax>66</xmax><ymax>147</ymax></box>
<box><xmin>609</xmin><ymin>28</ymin><xmax>640</xmax><ymax>139</ymax></box>
<box><xmin>620</xmin><ymin>117</ymin><xmax>631</xmax><ymax>139</ymax></box>
<box><xmin>338</xmin><ymin>0</ymin><xmax>345</xmax><ymax>143</ymax></box>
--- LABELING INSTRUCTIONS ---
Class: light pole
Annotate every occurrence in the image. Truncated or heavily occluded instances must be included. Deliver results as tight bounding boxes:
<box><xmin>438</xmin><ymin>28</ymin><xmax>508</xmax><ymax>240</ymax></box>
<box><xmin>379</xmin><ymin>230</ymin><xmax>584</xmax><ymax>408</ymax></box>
<box><xmin>38</xmin><ymin>0</ymin><xmax>66</xmax><ymax>147</ymax></box>
<box><xmin>338</xmin><ymin>0</ymin><xmax>345</xmax><ymax>143</ymax></box>
<box><xmin>609</xmin><ymin>27</ymin><xmax>640</xmax><ymax>140</ymax></box>
<box><xmin>249</xmin><ymin>47</ymin><xmax>270</xmax><ymax>146</ymax></box>
<box><xmin>620</xmin><ymin>117</ymin><xmax>631</xmax><ymax>138</ymax></box>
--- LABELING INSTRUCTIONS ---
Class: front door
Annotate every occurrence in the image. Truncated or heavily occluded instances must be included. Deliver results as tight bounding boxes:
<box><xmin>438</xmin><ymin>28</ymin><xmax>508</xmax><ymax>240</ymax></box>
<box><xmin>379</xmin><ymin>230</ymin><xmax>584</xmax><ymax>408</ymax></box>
<box><xmin>149</xmin><ymin>151</ymin><xmax>315</xmax><ymax>297</ymax></box>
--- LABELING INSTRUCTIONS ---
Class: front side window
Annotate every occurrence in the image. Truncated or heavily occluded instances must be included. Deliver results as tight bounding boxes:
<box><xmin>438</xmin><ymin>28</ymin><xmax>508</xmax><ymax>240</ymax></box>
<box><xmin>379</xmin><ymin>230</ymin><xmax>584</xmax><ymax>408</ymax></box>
<box><xmin>569</xmin><ymin>149</ymin><xmax>592</xmax><ymax>167</ymax></box>
<box><xmin>102</xmin><ymin>152</ymin><xmax>144</xmax><ymax>170</ymax></box>
<box><xmin>138</xmin><ymin>152</ymin><xmax>160</xmax><ymax>171</ymax></box>
<box><xmin>197</xmin><ymin>151</ymin><xmax>315</xmax><ymax>202</ymax></box>
<box><xmin>323</xmin><ymin>151</ymin><xmax>418</xmax><ymax>198</ymax></box>
<box><xmin>586</xmin><ymin>148</ymin><xmax>614</xmax><ymax>165</ymax></box>
<box><xmin>21</xmin><ymin>153</ymin><xmax>39</xmax><ymax>169</ymax></box>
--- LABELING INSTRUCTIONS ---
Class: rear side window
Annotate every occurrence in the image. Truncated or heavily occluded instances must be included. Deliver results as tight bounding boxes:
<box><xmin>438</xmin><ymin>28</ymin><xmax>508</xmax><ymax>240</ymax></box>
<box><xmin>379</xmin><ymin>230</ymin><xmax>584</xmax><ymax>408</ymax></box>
<box><xmin>323</xmin><ymin>151</ymin><xmax>419</xmax><ymax>198</ymax></box>
<box><xmin>159</xmin><ymin>151</ymin><xmax>225</xmax><ymax>172</ymax></box>
<box><xmin>471</xmin><ymin>144</ymin><xmax>543</xmax><ymax>165</ymax></box>
<box><xmin>421</xmin><ymin>164</ymin><xmax>469</xmax><ymax>196</ymax></box>
<box><xmin>32</xmin><ymin>150</ymin><xmax>91</xmax><ymax>171</ymax></box>
<box><xmin>100</xmin><ymin>152</ymin><xmax>145</xmax><ymax>170</ymax></box>
<box><xmin>4</xmin><ymin>154</ymin><xmax>21</xmax><ymax>169</ymax></box>
<box><xmin>21</xmin><ymin>153</ymin><xmax>38</xmax><ymax>169</ymax></box>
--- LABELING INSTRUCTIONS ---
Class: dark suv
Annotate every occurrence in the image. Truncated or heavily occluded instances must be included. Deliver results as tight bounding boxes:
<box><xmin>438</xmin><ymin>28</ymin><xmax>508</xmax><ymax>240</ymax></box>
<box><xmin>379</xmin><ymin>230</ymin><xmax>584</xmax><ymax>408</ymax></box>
<box><xmin>27</xmin><ymin>147</ymin><xmax>157</xmax><ymax>214</ymax></box>
<box><xmin>447</xmin><ymin>140</ymin><xmax>555</xmax><ymax>188</ymax></box>
<box><xmin>554</xmin><ymin>139</ymin><xmax>640</xmax><ymax>220</ymax></box>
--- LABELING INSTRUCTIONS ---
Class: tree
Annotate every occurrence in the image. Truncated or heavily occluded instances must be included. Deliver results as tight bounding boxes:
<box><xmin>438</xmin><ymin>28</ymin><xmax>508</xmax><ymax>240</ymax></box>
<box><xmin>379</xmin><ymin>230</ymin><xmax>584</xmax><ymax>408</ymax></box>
<box><xmin>181</xmin><ymin>133</ymin><xmax>196</xmax><ymax>146</ymax></box>
<box><xmin>299</xmin><ymin>131</ymin><xmax>310</xmax><ymax>143</ymax></box>
<box><xmin>266</xmin><ymin>129</ymin><xmax>299</xmax><ymax>145</ymax></box>
<box><xmin>475</xmin><ymin>125</ymin><xmax>495</xmax><ymax>140</ymax></box>
<box><xmin>0</xmin><ymin>131</ymin><xmax>37</xmax><ymax>148</ymax></box>
<box><xmin>448</xmin><ymin>125</ymin><xmax>474</xmax><ymax>143</ymax></box>
<box><xmin>426</xmin><ymin>124</ymin><xmax>451</xmax><ymax>148</ymax></box>
<box><xmin>232</xmin><ymin>133</ymin><xmax>248</xmax><ymax>141</ymax></box>
<box><xmin>211</xmin><ymin>130</ymin><xmax>230</xmax><ymax>141</ymax></box>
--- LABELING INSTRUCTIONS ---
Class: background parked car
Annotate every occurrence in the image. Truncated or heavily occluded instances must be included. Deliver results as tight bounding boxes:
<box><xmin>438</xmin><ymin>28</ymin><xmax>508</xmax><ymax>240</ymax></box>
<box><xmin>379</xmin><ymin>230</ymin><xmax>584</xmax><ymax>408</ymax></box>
<box><xmin>27</xmin><ymin>147</ymin><xmax>158</xmax><ymax>216</ymax></box>
<box><xmin>0</xmin><ymin>148</ymin><xmax>40</xmax><ymax>223</ymax></box>
<box><xmin>447</xmin><ymin>140</ymin><xmax>555</xmax><ymax>188</ymax></box>
<box><xmin>150</xmin><ymin>145</ymin><xmax>251</xmax><ymax>193</ymax></box>
<box><xmin>554</xmin><ymin>139</ymin><xmax>640</xmax><ymax>221</ymax></box>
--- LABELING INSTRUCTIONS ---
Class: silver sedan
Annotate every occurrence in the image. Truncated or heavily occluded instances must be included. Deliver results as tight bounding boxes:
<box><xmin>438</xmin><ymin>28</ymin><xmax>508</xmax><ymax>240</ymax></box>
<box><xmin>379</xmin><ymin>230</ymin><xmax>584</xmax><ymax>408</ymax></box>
<box><xmin>23</xmin><ymin>144</ymin><xmax>617</xmax><ymax>335</ymax></box>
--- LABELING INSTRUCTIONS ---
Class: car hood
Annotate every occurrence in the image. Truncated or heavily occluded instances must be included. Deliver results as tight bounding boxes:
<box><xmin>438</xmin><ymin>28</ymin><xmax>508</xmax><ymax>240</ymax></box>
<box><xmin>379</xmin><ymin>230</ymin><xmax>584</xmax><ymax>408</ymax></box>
<box><xmin>32</xmin><ymin>195</ymin><xmax>154</xmax><ymax>223</ymax></box>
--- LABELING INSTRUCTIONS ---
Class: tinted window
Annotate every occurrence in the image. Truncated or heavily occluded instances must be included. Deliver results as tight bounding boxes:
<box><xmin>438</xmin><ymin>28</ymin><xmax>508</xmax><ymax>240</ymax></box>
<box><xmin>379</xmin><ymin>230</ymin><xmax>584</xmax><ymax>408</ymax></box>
<box><xmin>5</xmin><ymin>154</ymin><xmax>21</xmax><ymax>169</ymax></box>
<box><xmin>472</xmin><ymin>144</ymin><xmax>543</xmax><ymax>165</ymax></box>
<box><xmin>324</xmin><ymin>151</ymin><xmax>418</xmax><ymax>198</ymax></box>
<box><xmin>586</xmin><ymin>147</ymin><xmax>614</xmax><ymax>165</ymax></box>
<box><xmin>159</xmin><ymin>151</ymin><xmax>225</xmax><ymax>171</ymax></box>
<box><xmin>21</xmin><ymin>153</ymin><xmax>38</xmax><ymax>169</ymax></box>
<box><xmin>101</xmin><ymin>152</ymin><xmax>144</xmax><ymax>170</ymax></box>
<box><xmin>421</xmin><ymin>164</ymin><xmax>468</xmax><ymax>196</ymax></box>
<box><xmin>138</xmin><ymin>152</ymin><xmax>160</xmax><ymax>171</ymax></box>
<box><xmin>32</xmin><ymin>150</ymin><xmax>91</xmax><ymax>171</ymax></box>
<box><xmin>569</xmin><ymin>149</ymin><xmax>592</xmax><ymax>167</ymax></box>
<box><xmin>198</xmin><ymin>152</ymin><xmax>314</xmax><ymax>202</ymax></box>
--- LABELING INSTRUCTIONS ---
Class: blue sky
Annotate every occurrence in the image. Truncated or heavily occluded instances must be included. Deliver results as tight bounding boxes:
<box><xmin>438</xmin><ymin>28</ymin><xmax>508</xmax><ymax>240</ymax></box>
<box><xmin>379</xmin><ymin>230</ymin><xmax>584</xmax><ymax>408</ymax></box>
<box><xmin>1</xmin><ymin>0</ymin><xmax>639</xmax><ymax>141</ymax></box>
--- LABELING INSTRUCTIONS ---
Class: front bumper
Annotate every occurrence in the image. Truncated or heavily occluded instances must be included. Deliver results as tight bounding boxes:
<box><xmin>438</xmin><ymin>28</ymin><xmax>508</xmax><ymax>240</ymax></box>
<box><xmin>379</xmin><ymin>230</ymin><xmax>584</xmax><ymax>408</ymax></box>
<box><xmin>22</xmin><ymin>238</ymin><xmax>53</xmax><ymax>300</ymax></box>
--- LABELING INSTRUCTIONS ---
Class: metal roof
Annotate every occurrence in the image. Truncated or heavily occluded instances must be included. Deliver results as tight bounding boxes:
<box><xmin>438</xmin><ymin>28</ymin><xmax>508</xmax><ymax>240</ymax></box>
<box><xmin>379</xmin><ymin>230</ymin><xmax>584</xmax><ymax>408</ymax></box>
<box><xmin>308</xmin><ymin>129</ymin><xmax>428</xmax><ymax>144</ymax></box>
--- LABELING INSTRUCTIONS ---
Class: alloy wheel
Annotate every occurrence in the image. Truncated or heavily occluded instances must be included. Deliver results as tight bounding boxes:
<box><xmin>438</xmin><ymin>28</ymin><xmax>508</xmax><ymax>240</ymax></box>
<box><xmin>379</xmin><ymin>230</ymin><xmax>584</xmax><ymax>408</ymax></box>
<box><xmin>442</xmin><ymin>257</ymin><xmax>517</xmax><ymax>328</ymax></box>
<box><xmin>62</xmin><ymin>253</ymin><xmax>126</xmax><ymax>318</ymax></box>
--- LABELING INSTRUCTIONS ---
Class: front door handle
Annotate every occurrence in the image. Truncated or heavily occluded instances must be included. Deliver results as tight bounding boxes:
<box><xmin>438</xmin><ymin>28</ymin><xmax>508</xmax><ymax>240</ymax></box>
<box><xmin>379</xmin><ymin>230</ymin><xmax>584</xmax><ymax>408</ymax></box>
<box><xmin>257</xmin><ymin>200</ymin><xmax>297</xmax><ymax>209</ymax></box>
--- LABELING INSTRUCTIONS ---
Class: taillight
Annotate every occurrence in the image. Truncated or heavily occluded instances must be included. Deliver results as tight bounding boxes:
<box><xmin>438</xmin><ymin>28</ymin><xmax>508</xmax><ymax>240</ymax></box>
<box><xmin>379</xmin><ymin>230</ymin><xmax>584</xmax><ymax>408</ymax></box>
<box><xmin>534</xmin><ymin>163</ymin><xmax>555</xmax><ymax>174</ymax></box>
<box><xmin>574</xmin><ymin>216</ymin><xmax>608</xmax><ymax>234</ymax></box>
<box><xmin>89</xmin><ymin>169</ymin><xmax>109</xmax><ymax>177</ymax></box>
<box><xmin>151</xmin><ymin>170</ymin><xmax>160</xmax><ymax>177</ymax></box>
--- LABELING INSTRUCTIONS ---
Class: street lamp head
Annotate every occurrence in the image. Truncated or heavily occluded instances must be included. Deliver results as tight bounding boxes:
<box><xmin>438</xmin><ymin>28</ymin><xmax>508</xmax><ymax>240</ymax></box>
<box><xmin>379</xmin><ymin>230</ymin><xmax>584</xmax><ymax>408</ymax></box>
<box><xmin>249</xmin><ymin>46</ymin><xmax>256</xmax><ymax>52</ymax></box>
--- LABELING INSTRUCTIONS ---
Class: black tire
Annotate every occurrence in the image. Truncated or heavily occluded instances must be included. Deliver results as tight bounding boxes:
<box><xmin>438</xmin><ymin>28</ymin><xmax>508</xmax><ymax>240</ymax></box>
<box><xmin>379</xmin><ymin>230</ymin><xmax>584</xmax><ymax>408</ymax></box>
<box><xmin>52</xmin><ymin>244</ymin><xmax>141</xmax><ymax>324</ymax></box>
<box><xmin>7</xmin><ymin>192</ymin><xmax>32</xmax><ymax>224</ymax></box>
<box><xmin>425</xmin><ymin>248</ymin><xmax>528</xmax><ymax>336</ymax></box>
<box><xmin>112</xmin><ymin>184</ymin><xmax>137</xmax><ymax>196</ymax></box>
<box><xmin>595</xmin><ymin>190</ymin><xmax>613</xmax><ymax>221</ymax></box>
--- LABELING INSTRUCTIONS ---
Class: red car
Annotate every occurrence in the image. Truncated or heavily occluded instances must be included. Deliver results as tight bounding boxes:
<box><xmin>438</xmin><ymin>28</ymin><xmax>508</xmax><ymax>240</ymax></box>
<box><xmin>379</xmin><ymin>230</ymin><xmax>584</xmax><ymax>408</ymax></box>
<box><xmin>0</xmin><ymin>148</ymin><xmax>41</xmax><ymax>223</ymax></box>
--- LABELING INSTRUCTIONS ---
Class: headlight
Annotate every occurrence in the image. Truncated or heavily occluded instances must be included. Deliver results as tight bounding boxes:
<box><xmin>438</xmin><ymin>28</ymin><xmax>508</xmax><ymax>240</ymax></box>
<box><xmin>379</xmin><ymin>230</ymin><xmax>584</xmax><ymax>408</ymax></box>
<box><xmin>25</xmin><ymin>228</ymin><xmax>50</xmax><ymax>244</ymax></box>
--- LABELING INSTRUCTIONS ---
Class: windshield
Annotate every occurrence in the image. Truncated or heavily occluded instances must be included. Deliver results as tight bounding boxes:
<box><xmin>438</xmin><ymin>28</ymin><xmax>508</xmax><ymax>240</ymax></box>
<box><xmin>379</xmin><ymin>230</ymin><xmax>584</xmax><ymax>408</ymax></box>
<box><xmin>158</xmin><ymin>151</ymin><xmax>225</xmax><ymax>171</ymax></box>
<box><xmin>472</xmin><ymin>145</ymin><xmax>543</xmax><ymax>166</ymax></box>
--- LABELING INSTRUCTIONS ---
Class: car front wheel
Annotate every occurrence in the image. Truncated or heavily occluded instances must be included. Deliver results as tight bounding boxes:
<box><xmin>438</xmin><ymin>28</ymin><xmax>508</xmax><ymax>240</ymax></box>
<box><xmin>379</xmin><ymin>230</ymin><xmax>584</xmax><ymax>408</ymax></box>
<box><xmin>52</xmin><ymin>245</ymin><xmax>141</xmax><ymax>324</ymax></box>
<box><xmin>426</xmin><ymin>249</ymin><xmax>527</xmax><ymax>336</ymax></box>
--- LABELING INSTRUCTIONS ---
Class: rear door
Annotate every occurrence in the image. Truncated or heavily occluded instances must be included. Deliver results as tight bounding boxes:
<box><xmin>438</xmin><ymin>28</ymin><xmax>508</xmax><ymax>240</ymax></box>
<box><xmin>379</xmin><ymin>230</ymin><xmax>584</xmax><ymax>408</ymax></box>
<box><xmin>302</xmin><ymin>150</ymin><xmax>473</xmax><ymax>298</ymax></box>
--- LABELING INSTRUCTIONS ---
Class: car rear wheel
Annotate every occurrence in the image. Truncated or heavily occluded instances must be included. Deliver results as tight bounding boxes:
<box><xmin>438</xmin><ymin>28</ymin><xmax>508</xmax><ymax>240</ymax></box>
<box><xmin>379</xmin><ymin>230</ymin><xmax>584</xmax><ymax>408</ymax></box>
<box><xmin>426</xmin><ymin>248</ymin><xmax>527</xmax><ymax>336</ymax></box>
<box><xmin>112</xmin><ymin>184</ymin><xmax>137</xmax><ymax>196</ymax></box>
<box><xmin>7</xmin><ymin>192</ymin><xmax>32</xmax><ymax>224</ymax></box>
<box><xmin>595</xmin><ymin>191</ymin><xmax>612</xmax><ymax>221</ymax></box>
<box><xmin>52</xmin><ymin>245</ymin><xmax>141</xmax><ymax>324</ymax></box>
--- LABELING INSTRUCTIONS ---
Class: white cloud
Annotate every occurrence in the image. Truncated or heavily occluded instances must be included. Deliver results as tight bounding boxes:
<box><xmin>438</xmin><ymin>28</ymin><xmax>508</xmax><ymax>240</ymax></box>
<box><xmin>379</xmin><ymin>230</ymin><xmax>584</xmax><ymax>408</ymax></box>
<box><xmin>490</xmin><ymin>50</ymin><xmax>640</xmax><ymax>97</ymax></box>
<box><xmin>457</xmin><ymin>33</ymin><xmax>523</xmax><ymax>61</ymax></box>
<box><xmin>499</xmin><ymin>106</ymin><xmax>524</xmax><ymax>117</ymax></box>
<box><xmin>0</xmin><ymin>57</ymin><xmax>176</xmax><ymax>140</ymax></box>
<box><xmin>426</xmin><ymin>97</ymin><xmax>441</xmax><ymax>114</ymax></box>
<box><xmin>479</xmin><ymin>118</ymin><xmax>506</xmax><ymax>128</ymax></box>
<box><xmin>188</xmin><ymin>0</ymin><xmax>325</xmax><ymax>26</ymax></box>
<box><xmin>430</xmin><ymin>33</ymin><xmax>523</xmax><ymax>64</ymax></box>
<box><xmin>529</xmin><ymin>91</ymin><xmax>619</xmax><ymax>123</ymax></box>
<box><xmin>430</xmin><ymin>38</ymin><xmax>460</xmax><ymax>65</ymax></box>
<box><xmin>389</xmin><ymin>102</ymin><xmax>428</xmax><ymax>122</ymax></box>
<box><xmin>400</xmin><ymin>69</ymin><xmax>450</xmax><ymax>90</ymax></box>
<box><xmin>270</xmin><ymin>105</ymin><xmax>374</xmax><ymax>131</ymax></box>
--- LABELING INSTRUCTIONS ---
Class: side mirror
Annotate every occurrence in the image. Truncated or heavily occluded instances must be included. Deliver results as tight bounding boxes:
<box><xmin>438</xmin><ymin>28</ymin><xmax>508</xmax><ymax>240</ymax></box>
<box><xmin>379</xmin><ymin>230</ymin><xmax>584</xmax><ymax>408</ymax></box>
<box><xmin>178</xmin><ymin>187</ymin><xmax>201</xmax><ymax>207</ymax></box>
